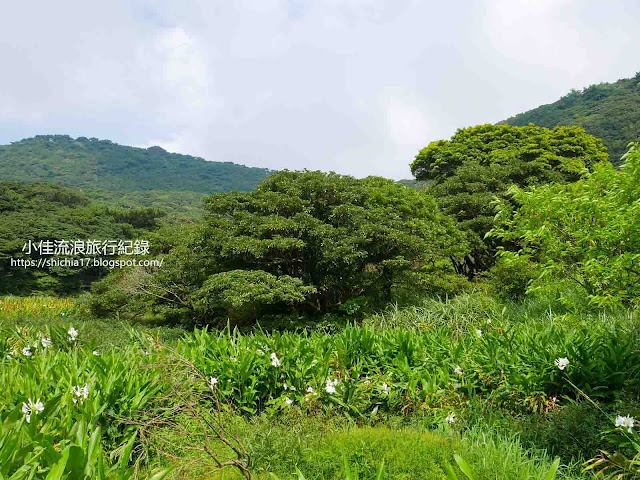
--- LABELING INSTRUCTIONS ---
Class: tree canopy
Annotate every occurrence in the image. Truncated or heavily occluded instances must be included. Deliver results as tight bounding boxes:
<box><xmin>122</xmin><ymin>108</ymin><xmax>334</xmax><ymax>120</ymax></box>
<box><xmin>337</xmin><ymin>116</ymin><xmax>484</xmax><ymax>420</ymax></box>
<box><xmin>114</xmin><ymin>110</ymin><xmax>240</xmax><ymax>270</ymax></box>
<box><xmin>410</xmin><ymin>124</ymin><xmax>609</xmax><ymax>276</ymax></box>
<box><xmin>104</xmin><ymin>170</ymin><xmax>468</xmax><ymax>325</ymax></box>
<box><xmin>490</xmin><ymin>143</ymin><xmax>640</xmax><ymax>309</ymax></box>
<box><xmin>0</xmin><ymin>182</ymin><xmax>164</xmax><ymax>294</ymax></box>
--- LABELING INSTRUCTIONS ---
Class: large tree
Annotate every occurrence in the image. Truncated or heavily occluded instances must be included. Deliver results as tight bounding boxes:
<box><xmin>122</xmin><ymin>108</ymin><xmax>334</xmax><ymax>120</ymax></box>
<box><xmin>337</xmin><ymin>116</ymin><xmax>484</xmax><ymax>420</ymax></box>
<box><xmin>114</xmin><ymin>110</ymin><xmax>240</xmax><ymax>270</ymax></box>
<box><xmin>410</xmin><ymin>124</ymin><xmax>609</xmax><ymax>277</ymax></box>
<box><xmin>109</xmin><ymin>171</ymin><xmax>468</xmax><ymax>325</ymax></box>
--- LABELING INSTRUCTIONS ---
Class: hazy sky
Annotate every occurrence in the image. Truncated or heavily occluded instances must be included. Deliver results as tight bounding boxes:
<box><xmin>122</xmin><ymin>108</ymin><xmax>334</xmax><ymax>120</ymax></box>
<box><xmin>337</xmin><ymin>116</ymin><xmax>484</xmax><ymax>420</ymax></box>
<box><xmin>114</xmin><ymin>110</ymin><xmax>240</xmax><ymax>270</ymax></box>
<box><xmin>1</xmin><ymin>1</ymin><xmax>639</xmax><ymax>179</ymax></box>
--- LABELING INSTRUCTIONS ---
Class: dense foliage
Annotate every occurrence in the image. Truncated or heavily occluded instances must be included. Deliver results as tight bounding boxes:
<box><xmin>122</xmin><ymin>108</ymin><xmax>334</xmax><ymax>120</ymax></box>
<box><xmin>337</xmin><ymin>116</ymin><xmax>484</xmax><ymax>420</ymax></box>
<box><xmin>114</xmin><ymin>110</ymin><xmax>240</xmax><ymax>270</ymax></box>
<box><xmin>87</xmin><ymin>190</ymin><xmax>208</xmax><ymax>221</ymax></box>
<box><xmin>491</xmin><ymin>143</ymin><xmax>640</xmax><ymax>308</ymax></box>
<box><xmin>0</xmin><ymin>135</ymin><xmax>271</xmax><ymax>221</ymax></box>
<box><xmin>95</xmin><ymin>171</ymin><xmax>468</xmax><ymax>325</ymax></box>
<box><xmin>0</xmin><ymin>323</ymin><xmax>169</xmax><ymax>479</ymax></box>
<box><xmin>4</xmin><ymin>72</ymin><xmax>640</xmax><ymax>479</ymax></box>
<box><xmin>0</xmin><ymin>135</ymin><xmax>272</xmax><ymax>193</ymax></box>
<box><xmin>410</xmin><ymin>124</ymin><xmax>608</xmax><ymax>277</ymax></box>
<box><xmin>503</xmin><ymin>71</ymin><xmax>640</xmax><ymax>165</ymax></box>
<box><xmin>0</xmin><ymin>182</ymin><xmax>163</xmax><ymax>294</ymax></box>
<box><xmin>2</xmin><ymin>296</ymin><xmax>638</xmax><ymax>478</ymax></box>
<box><xmin>179</xmin><ymin>316</ymin><xmax>639</xmax><ymax>416</ymax></box>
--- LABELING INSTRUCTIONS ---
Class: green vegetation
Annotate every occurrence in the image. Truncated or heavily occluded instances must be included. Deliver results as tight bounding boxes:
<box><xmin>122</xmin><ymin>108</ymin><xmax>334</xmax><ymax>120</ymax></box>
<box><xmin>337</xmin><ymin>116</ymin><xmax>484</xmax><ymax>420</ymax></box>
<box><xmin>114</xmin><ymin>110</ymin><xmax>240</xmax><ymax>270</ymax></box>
<box><xmin>3</xmin><ymin>293</ymin><xmax>638</xmax><ymax>479</ymax></box>
<box><xmin>91</xmin><ymin>170</ymin><xmax>468</xmax><ymax>326</ymax></box>
<box><xmin>491</xmin><ymin>143</ymin><xmax>640</xmax><ymax>309</ymax></box>
<box><xmin>410</xmin><ymin>124</ymin><xmax>607</xmax><ymax>276</ymax></box>
<box><xmin>503</xmin><ymin>71</ymin><xmax>640</xmax><ymax>165</ymax></box>
<box><xmin>0</xmin><ymin>182</ymin><xmax>164</xmax><ymax>295</ymax></box>
<box><xmin>0</xmin><ymin>135</ymin><xmax>272</xmax><ymax>219</ymax></box>
<box><xmin>3</xmin><ymin>74</ymin><xmax>640</xmax><ymax>478</ymax></box>
<box><xmin>0</xmin><ymin>135</ymin><xmax>271</xmax><ymax>194</ymax></box>
<box><xmin>87</xmin><ymin>190</ymin><xmax>207</xmax><ymax>222</ymax></box>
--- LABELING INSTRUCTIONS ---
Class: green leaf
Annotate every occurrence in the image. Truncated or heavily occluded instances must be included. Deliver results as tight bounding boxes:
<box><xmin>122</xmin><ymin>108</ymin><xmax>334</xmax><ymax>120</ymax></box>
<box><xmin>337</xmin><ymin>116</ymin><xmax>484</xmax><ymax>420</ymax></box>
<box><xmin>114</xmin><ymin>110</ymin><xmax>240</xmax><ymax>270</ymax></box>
<box><xmin>45</xmin><ymin>448</ymin><xmax>69</xmax><ymax>480</ymax></box>
<box><xmin>453</xmin><ymin>454</ymin><xmax>475</xmax><ymax>480</ymax></box>
<box><xmin>444</xmin><ymin>463</ymin><xmax>459</xmax><ymax>480</ymax></box>
<box><xmin>540</xmin><ymin>457</ymin><xmax>560</xmax><ymax>480</ymax></box>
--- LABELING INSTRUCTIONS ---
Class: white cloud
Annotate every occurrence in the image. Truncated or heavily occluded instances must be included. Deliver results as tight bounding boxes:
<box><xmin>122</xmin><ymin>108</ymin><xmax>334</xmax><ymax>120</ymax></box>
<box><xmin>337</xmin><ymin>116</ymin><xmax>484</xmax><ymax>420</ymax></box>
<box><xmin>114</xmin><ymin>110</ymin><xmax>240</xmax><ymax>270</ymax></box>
<box><xmin>0</xmin><ymin>0</ymin><xmax>639</xmax><ymax>180</ymax></box>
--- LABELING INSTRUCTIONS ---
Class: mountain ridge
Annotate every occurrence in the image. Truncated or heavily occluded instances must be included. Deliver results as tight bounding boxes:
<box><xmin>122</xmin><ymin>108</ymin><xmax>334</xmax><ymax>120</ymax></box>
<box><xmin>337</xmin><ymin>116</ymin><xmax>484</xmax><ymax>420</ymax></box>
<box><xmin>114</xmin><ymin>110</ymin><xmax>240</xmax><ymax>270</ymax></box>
<box><xmin>0</xmin><ymin>134</ymin><xmax>272</xmax><ymax>194</ymax></box>
<box><xmin>501</xmin><ymin>71</ymin><xmax>640</xmax><ymax>165</ymax></box>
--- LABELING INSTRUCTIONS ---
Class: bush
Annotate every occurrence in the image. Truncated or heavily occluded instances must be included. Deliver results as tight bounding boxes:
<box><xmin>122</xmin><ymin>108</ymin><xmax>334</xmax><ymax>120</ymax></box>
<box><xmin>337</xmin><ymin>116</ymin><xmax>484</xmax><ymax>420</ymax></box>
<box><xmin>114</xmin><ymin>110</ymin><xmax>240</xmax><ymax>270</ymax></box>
<box><xmin>488</xmin><ymin>252</ymin><xmax>537</xmax><ymax>301</ymax></box>
<box><xmin>516</xmin><ymin>400</ymin><xmax>640</xmax><ymax>463</ymax></box>
<box><xmin>410</xmin><ymin>123</ymin><xmax>608</xmax><ymax>276</ymax></box>
<box><xmin>492</xmin><ymin>143</ymin><xmax>640</xmax><ymax>309</ymax></box>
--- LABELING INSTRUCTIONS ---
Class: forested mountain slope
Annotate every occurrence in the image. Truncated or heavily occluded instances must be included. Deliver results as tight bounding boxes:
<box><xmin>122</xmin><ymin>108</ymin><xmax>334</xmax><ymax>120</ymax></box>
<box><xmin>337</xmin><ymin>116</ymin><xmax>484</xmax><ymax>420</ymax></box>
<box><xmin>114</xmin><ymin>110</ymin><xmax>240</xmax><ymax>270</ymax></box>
<box><xmin>502</xmin><ymin>72</ymin><xmax>640</xmax><ymax>165</ymax></box>
<box><xmin>0</xmin><ymin>135</ymin><xmax>272</xmax><ymax>193</ymax></box>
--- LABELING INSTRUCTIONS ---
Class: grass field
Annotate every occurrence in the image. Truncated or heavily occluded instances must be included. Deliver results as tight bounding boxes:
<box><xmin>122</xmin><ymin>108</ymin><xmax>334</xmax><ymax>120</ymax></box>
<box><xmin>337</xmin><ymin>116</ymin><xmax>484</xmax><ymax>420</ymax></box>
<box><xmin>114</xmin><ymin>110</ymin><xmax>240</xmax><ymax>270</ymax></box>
<box><xmin>2</xmin><ymin>293</ymin><xmax>638</xmax><ymax>479</ymax></box>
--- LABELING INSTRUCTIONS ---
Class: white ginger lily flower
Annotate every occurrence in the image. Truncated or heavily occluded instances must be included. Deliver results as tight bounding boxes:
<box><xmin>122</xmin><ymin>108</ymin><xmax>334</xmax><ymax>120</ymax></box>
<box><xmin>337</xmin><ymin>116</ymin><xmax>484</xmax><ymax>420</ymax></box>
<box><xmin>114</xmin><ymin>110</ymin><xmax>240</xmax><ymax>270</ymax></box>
<box><xmin>325</xmin><ymin>378</ymin><xmax>338</xmax><ymax>394</ymax></box>
<box><xmin>270</xmin><ymin>352</ymin><xmax>281</xmax><ymax>367</ymax></box>
<box><xmin>71</xmin><ymin>384</ymin><xmax>89</xmax><ymax>404</ymax></box>
<box><xmin>616</xmin><ymin>415</ymin><xmax>635</xmax><ymax>433</ymax></box>
<box><xmin>22</xmin><ymin>398</ymin><xmax>44</xmax><ymax>423</ymax></box>
<box><xmin>68</xmin><ymin>327</ymin><xmax>78</xmax><ymax>342</ymax></box>
<box><xmin>554</xmin><ymin>357</ymin><xmax>569</xmax><ymax>370</ymax></box>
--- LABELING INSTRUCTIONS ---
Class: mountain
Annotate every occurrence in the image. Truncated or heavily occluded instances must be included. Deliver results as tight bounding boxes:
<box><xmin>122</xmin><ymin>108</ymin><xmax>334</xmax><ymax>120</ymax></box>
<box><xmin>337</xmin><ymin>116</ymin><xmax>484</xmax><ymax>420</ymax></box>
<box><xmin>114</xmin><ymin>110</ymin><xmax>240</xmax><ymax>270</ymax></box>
<box><xmin>502</xmin><ymin>71</ymin><xmax>640</xmax><ymax>165</ymax></box>
<box><xmin>0</xmin><ymin>135</ymin><xmax>272</xmax><ymax>193</ymax></box>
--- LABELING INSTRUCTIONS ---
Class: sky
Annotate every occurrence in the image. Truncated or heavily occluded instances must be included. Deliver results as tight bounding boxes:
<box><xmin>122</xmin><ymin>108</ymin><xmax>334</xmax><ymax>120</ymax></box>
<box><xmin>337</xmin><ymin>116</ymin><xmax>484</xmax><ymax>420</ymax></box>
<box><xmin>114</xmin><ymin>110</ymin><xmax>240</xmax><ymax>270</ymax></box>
<box><xmin>1</xmin><ymin>1</ymin><xmax>639</xmax><ymax>180</ymax></box>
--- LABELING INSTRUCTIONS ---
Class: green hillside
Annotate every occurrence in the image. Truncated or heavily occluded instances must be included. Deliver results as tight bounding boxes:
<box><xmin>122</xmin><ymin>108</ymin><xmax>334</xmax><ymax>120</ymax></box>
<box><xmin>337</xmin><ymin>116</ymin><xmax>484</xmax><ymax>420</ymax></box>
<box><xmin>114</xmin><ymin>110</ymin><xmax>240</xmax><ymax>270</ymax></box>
<box><xmin>0</xmin><ymin>134</ymin><xmax>272</xmax><ymax>193</ymax></box>
<box><xmin>502</xmin><ymin>71</ymin><xmax>640</xmax><ymax>165</ymax></box>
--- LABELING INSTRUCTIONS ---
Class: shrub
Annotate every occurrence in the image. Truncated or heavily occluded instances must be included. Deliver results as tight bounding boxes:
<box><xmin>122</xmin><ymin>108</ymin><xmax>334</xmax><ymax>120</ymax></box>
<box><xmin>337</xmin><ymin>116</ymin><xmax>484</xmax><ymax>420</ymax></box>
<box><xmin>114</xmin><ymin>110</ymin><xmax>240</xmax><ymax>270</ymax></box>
<box><xmin>487</xmin><ymin>252</ymin><xmax>537</xmax><ymax>301</ymax></box>
<box><xmin>491</xmin><ymin>143</ymin><xmax>640</xmax><ymax>309</ymax></box>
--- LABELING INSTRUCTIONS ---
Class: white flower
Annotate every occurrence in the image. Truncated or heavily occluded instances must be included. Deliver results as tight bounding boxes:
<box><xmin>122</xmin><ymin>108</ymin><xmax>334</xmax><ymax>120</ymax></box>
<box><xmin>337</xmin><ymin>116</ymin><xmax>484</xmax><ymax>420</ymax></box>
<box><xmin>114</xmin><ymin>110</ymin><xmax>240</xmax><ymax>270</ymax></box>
<box><xmin>270</xmin><ymin>353</ymin><xmax>281</xmax><ymax>367</ymax></box>
<box><xmin>306</xmin><ymin>386</ymin><xmax>314</xmax><ymax>393</ymax></box>
<box><xmin>454</xmin><ymin>366</ymin><xmax>463</xmax><ymax>375</ymax></box>
<box><xmin>22</xmin><ymin>347</ymin><xmax>33</xmax><ymax>357</ymax></box>
<box><xmin>289</xmin><ymin>386</ymin><xmax>296</xmax><ymax>391</ymax></box>
<box><xmin>67</xmin><ymin>327</ymin><xmax>78</xmax><ymax>342</ymax></box>
<box><xmin>208</xmin><ymin>377</ymin><xmax>218</xmax><ymax>389</ymax></box>
<box><xmin>615</xmin><ymin>415</ymin><xmax>635</xmax><ymax>433</ymax></box>
<box><xmin>486</xmin><ymin>318</ymin><xmax>492</xmax><ymax>324</ymax></box>
<box><xmin>554</xmin><ymin>357</ymin><xmax>570</xmax><ymax>370</ymax></box>
<box><xmin>283</xmin><ymin>383</ymin><xmax>288</xmax><ymax>390</ymax></box>
<box><xmin>476</xmin><ymin>329</ymin><xmax>483</xmax><ymax>337</ymax></box>
<box><xmin>22</xmin><ymin>398</ymin><xmax>44</xmax><ymax>423</ymax></box>
<box><xmin>445</xmin><ymin>412</ymin><xmax>456</xmax><ymax>424</ymax></box>
<box><xmin>71</xmin><ymin>384</ymin><xmax>89</xmax><ymax>404</ymax></box>
<box><xmin>325</xmin><ymin>378</ymin><xmax>338</xmax><ymax>394</ymax></box>
<box><xmin>285</xmin><ymin>397</ymin><xmax>293</xmax><ymax>405</ymax></box>
<box><xmin>381</xmin><ymin>383</ymin><xmax>389</xmax><ymax>395</ymax></box>
<box><xmin>41</xmin><ymin>336</ymin><xmax>52</xmax><ymax>349</ymax></box>
<box><xmin>92</xmin><ymin>351</ymin><xmax>100</xmax><ymax>356</ymax></box>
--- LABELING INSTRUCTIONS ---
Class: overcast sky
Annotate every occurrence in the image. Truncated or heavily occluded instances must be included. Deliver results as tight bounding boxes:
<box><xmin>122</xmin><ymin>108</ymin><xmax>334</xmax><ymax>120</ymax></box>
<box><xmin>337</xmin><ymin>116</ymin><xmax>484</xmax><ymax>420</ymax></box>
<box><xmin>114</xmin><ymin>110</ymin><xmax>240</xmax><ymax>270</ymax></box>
<box><xmin>1</xmin><ymin>1</ymin><xmax>638</xmax><ymax>179</ymax></box>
